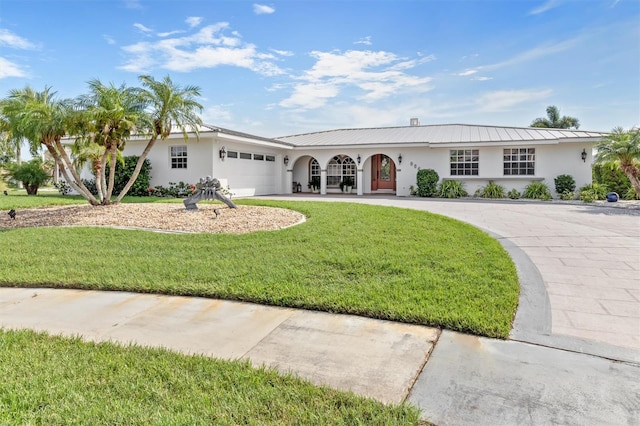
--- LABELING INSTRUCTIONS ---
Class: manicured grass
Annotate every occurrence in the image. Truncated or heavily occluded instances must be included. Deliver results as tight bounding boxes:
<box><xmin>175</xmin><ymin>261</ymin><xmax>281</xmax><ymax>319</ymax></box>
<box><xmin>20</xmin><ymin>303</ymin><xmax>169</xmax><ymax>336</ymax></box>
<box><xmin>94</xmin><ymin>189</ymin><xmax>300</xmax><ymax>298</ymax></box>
<box><xmin>0</xmin><ymin>329</ymin><xmax>421</xmax><ymax>425</ymax></box>
<box><xmin>0</xmin><ymin>196</ymin><xmax>518</xmax><ymax>338</ymax></box>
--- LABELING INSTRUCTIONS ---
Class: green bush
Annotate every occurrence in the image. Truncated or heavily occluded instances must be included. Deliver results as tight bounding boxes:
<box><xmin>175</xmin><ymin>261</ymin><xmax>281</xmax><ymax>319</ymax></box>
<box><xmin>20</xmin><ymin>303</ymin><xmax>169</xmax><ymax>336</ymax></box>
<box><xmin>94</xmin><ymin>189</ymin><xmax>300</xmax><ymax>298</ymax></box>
<box><xmin>508</xmin><ymin>189</ymin><xmax>521</xmax><ymax>199</ymax></box>
<box><xmin>558</xmin><ymin>191</ymin><xmax>575</xmax><ymax>200</ymax></box>
<box><xmin>624</xmin><ymin>187</ymin><xmax>640</xmax><ymax>200</ymax></box>
<box><xmin>6</xmin><ymin>159</ymin><xmax>50</xmax><ymax>195</ymax></box>
<box><xmin>475</xmin><ymin>181</ymin><xmax>506</xmax><ymax>198</ymax></box>
<box><xmin>416</xmin><ymin>169</ymin><xmax>439</xmax><ymax>197</ymax></box>
<box><xmin>54</xmin><ymin>180</ymin><xmax>72</xmax><ymax>195</ymax></box>
<box><xmin>148</xmin><ymin>181</ymin><xmax>196</xmax><ymax>198</ymax></box>
<box><xmin>438</xmin><ymin>180</ymin><xmax>468</xmax><ymax>198</ymax></box>
<box><xmin>522</xmin><ymin>181</ymin><xmax>552</xmax><ymax>200</ymax></box>
<box><xmin>579</xmin><ymin>183</ymin><xmax>607</xmax><ymax>202</ymax></box>
<box><xmin>554</xmin><ymin>174</ymin><xmax>576</xmax><ymax>194</ymax></box>
<box><xmin>104</xmin><ymin>156</ymin><xmax>152</xmax><ymax>196</ymax></box>
<box><xmin>593</xmin><ymin>163</ymin><xmax>634</xmax><ymax>196</ymax></box>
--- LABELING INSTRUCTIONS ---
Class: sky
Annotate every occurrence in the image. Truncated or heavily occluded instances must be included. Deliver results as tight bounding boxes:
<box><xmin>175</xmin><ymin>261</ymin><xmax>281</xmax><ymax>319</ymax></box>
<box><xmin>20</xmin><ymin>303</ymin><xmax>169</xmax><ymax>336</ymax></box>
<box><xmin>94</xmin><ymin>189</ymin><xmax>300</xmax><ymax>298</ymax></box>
<box><xmin>0</xmin><ymin>0</ymin><xmax>639</xmax><ymax>139</ymax></box>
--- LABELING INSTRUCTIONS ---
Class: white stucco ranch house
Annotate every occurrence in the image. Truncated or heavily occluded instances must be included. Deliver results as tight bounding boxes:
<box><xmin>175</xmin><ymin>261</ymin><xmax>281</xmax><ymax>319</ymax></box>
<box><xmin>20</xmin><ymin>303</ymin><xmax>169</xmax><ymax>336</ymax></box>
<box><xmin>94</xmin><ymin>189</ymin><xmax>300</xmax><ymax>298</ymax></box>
<box><xmin>94</xmin><ymin>120</ymin><xmax>607</xmax><ymax>198</ymax></box>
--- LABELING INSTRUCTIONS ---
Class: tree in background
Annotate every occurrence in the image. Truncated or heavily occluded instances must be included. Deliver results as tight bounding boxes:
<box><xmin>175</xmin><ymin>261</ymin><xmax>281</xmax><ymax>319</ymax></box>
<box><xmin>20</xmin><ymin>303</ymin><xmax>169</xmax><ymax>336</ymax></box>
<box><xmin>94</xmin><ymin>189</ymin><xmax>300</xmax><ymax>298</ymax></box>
<box><xmin>6</xmin><ymin>158</ymin><xmax>50</xmax><ymax>195</ymax></box>
<box><xmin>595</xmin><ymin>127</ymin><xmax>640</xmax><ymax>198</ymax></box>
<box><xmin>530</xmin><ymin>106</ymin><xmax>580</xmax><ymax>129</ymax></box>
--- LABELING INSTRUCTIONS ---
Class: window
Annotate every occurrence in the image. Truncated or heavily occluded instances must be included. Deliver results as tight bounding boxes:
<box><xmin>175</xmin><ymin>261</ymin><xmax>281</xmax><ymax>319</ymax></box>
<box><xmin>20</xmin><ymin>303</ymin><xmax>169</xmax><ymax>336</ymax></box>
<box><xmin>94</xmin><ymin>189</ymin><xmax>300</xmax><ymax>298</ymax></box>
<box><xmin>504</xmin><ymin>148</ymin><xmax>535</xmax><ymax>175</ymax></box>
<box><xmin>239</xmin><ymin>152</ymin><xmax>252</xmax><ymax>160</ymax></box>
<box><xmin>170</xmin><ymin>145</ymin><xmax>187</xmax><ymax>169</ymax></box>
<box><xmin>227</xmin><ymin>151</ymin><xmax>238</xmax><ymax>159</ymax></box>
<box><xmin>450</xmin><ymin>149</ymin><xmax>479</xmax><ymax>176</ymax></box>
<box><xmin>253</xmin><ymin>154</ymin><xmax>264</xmax><ymax>161</ymax></box>
<box><xmin>310</xmin><ymin>158</ymin><xmax>320</xmax><ymax>178</ymax></box>
<box><xmin>265</xmin><ymin>155</ymin><xmax>275</xmax><ymax>162</ymax></box>
<box><xmin>326</xmin><ymin>155</ymin><xmax>357</xmax><ymax>187</ymax></box>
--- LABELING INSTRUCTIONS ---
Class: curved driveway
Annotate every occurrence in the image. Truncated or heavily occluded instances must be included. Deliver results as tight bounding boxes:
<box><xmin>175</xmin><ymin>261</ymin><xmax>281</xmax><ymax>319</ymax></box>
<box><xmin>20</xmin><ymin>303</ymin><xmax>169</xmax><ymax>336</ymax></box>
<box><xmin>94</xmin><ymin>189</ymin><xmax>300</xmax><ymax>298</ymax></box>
<box><xmin>270</xmin><ymin>196</ymin><xmax>640</xmax><ymax>352</ymax></box>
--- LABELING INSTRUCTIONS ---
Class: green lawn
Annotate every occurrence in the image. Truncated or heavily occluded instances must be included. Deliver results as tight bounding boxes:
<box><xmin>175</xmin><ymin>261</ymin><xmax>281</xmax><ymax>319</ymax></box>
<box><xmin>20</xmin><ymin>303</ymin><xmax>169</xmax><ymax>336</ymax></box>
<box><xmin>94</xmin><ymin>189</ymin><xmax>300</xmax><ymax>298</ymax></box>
<box><xmin>0</xmin><ymin>329</ymin><xmax>421</xmax><ymax>425</ymax></box>
<box><xmin>0</xmin><ymin>196</ymin><xmax>519</xmax><ymax>338</ymax></box>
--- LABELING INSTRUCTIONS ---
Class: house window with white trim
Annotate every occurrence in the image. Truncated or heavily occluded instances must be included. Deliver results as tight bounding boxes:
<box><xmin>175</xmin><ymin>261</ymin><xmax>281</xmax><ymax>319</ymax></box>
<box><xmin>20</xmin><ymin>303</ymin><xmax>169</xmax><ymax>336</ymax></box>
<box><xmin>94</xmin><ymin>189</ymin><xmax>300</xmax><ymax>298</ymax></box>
<box><xmin>450</xmin><ymin>149</ymin><xmax>479</xmax><ymax>176</ymax></box>
<box><xmin>170</xmin><ymin>145</ymin><xmax>187</xmax><ymax>169</ymax></box>
<box><xmin>503</xmin><ymin>148</ymin><xmax>535</xmax><ymax>175</ymax></box>
<box><xmin>310</xmin><ymin>159</ymin><xmax>320</xmax><ymax>178</ymax></box>
<box><xmin>326</xmin><ymin>155</ymin><xmax>356</xmax><ymax>187</ymax></box>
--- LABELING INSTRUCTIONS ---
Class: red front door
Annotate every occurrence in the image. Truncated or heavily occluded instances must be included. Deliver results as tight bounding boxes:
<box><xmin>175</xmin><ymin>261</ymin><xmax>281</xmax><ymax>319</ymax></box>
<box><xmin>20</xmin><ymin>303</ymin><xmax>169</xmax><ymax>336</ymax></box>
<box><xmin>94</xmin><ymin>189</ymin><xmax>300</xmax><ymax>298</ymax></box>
<box><xmin>371</xmin><ymin>154</ymin><xmax>396</xmax><ymax>191</ymax></box>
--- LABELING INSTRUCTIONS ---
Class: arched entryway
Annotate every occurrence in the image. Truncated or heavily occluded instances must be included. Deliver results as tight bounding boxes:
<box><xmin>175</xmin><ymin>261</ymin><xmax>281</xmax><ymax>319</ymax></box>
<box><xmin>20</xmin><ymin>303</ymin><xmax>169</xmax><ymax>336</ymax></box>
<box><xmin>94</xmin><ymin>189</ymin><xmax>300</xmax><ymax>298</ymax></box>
<box><xmin>370</xmin><ymin>154</ymin><xmax>396</xmax><ymax>192</ymax></box>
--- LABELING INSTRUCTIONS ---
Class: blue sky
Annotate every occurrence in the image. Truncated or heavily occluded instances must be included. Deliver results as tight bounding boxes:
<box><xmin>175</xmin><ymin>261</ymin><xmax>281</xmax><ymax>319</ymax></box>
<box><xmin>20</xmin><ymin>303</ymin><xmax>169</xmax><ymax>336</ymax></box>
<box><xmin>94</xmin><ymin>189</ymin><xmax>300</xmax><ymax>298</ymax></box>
<box><xmin>1</xmin><ymin>0</ymin><xmax>638</xmax><ymax>138</ymax></box>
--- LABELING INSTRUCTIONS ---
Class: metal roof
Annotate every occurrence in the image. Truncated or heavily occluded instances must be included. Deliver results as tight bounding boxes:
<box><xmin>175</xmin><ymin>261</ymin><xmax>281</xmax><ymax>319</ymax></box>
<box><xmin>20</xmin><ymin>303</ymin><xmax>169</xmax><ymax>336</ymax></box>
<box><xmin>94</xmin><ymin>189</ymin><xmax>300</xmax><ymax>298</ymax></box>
<box><xmin>275</xmin><ymin>124</ymin><xmax>607</xmax><ymax>147</ymax></box>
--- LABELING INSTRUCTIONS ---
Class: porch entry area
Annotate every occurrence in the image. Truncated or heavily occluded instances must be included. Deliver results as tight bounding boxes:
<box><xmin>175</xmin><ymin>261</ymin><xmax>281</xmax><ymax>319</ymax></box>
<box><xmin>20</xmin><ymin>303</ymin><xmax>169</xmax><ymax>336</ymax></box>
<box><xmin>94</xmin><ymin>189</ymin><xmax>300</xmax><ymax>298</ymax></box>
<box><xmin>370</xmin><ymin>154</ymin><xmax>396</xmax><ymax>192</ymax></box>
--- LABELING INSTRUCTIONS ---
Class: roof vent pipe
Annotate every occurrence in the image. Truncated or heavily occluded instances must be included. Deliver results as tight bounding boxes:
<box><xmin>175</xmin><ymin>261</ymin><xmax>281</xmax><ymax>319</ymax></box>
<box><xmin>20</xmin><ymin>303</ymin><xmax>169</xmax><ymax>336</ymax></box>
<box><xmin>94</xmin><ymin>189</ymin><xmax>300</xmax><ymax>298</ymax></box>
<box><xmin>410</xmin><ymin>118</ymin><xmax>420</xmax><ymax>126</ymax></box>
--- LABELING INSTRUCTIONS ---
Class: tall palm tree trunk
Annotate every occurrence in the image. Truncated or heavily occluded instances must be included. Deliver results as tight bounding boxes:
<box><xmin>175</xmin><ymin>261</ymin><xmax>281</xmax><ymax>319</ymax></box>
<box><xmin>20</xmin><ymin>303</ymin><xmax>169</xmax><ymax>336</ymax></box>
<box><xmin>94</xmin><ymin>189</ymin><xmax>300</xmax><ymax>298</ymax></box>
<box><xmin>621</xmin><ymin>163</ymin><xmax>640</xmax><ymax>196</ymax></box>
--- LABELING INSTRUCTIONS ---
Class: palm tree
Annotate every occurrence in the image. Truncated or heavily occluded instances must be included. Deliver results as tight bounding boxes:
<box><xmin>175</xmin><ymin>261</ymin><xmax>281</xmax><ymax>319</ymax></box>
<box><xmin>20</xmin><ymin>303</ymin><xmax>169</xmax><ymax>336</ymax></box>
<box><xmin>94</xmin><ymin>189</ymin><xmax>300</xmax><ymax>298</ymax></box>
<box><xmin>1</xmin><ymin>86</ymin><xmax>100</xmax><ymax>204</ymax></box>
<box><xmin>595</xmin><ymin>127</ymin><xmax>640</xmax><ymax>197</ymax></box>
<box><xmin>115</xmin><ymin>75</ymin><xmax>202</xmax><ymax>203</ymax></box>
<box><xmin>76</xmin><ymin>80</ymin><xmax>145</xmax><ymax>204</ymax></box>
<box><xmin>531</xmin><ymin>105</ymin><xmax>580</xmax><ymax>129</ymax></box>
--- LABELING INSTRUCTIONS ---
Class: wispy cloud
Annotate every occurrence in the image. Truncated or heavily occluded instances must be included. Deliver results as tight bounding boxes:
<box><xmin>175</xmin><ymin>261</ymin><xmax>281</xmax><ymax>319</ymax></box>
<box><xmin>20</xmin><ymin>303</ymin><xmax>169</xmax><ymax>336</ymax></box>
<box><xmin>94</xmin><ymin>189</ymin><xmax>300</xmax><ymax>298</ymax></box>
<box><xmin>279</xmin><ymin>49</ymin><xmax>432</xmax><ymax>109</ymax></box>
<box><xmin>270</xmin><ymin>48</ymin><xmax>294</xmax><ymax>57</ymax></box>
<box><xmin>119</xmin><ymin>22</ymin><xmax>285</xmax><ymax>75</ymax></box>
<box><xmin>0</xmin><ymin>29</ymin><xmax>37</xmax><ymax>49</ymax></box>
<box><xmin>0</xmin><ymin>57</ymin><xmax>27</xmax><ymax>79</ymax></box>
<box><xmin>186</xmin><ymin>17</ymin><xmax>203</xmax><ymax>28</ymax></box>
<box><xmin>103</xmin><ymin>34</ymin><xmax>116</xmax><ymax>45</ymax></box>
<box><xmin>354</xmin><ymin>36</ymin><xmax>372</xmax><ymax>46</ymax></box>
<box><xmin>457</xmin><ymin>69</ymin><xmax>477</xmax><ymax>76</ymax></box>
<box><xmin>133</xmin><ymin>23</ymin><xmax>153</xmax><ymax>33</ymax></box>
<box><xmin>471</xmin><ymin>76</ymin><xmax>493</xmax><ymax>81</ymax></box>
<box><xmin>253</xmin><ymin>4</ymin><xmax>275</xmax><ymax>15</ymax></box>
<box><xmin>529</xmin><ymin>0</ymin><xmax>562</xmax><ymax>15</ymax></box>
<box><xmin>123</xmin><ymin>0</ymin><xmax>143</xmax><ymax>10</ymax></box>
<box><xmin>158</xmin><ymin>30</ymin><xmax>184</xmax><ymax>37</ymax></box>
<box><xmin>477</xmin><ymin>89</ymin><xmax>553</xmax><ymax>111</ymax></box>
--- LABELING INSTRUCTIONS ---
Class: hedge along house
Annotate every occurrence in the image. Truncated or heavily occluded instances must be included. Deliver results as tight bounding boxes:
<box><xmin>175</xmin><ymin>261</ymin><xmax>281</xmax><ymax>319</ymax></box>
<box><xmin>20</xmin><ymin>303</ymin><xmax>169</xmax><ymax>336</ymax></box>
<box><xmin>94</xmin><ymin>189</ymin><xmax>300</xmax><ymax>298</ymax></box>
<box><xmin>69</xmin><ymin>121</ymin><xmax>606</xmax><ymax>198</ymax></box>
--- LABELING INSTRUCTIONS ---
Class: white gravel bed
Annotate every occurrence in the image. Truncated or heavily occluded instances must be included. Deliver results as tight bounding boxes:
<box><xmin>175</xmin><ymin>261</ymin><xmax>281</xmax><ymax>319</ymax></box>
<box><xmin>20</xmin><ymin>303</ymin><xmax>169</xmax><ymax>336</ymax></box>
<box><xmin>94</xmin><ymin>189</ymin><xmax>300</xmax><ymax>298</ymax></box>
<box><xmin>1</xmin><ymin>203</ymin><xmax>305</xmax><ymax>234</ymax></box>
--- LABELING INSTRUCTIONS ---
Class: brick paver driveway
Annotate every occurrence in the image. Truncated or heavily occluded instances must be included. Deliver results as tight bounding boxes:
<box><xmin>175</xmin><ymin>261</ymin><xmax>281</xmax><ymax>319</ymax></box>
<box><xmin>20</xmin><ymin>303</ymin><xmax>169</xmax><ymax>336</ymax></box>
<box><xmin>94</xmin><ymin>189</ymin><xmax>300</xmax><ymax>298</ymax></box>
<box><xmin>273</xmin><ymin>196</ymin><xmax>640</xmax><ymax>351</ymax></box>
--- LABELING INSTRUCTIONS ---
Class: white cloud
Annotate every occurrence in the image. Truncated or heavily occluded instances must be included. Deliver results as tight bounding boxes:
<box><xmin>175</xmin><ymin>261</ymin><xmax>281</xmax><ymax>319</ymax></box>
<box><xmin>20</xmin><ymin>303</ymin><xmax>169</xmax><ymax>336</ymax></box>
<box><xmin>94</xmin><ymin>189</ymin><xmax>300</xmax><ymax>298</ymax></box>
<box><xmin>478</xmin><ymin>37</ymin><xmax>581</xmax><ymax>72</ymax></box>
<box><xmin>158</xmin><ymin>30</ymin><xmax>184</xmax><ymax>37</ymax></box>
<box><xmin>253</xmin><ymin>4</ymin><xmax>275</xmax><ymax>14</ymax></box>
<box><xmin>202</xmin><ymin>104</ymin><xmax>234</xmax><ymax>124</ymax></box>
<box><xmin>279</xmin><ymin>49</ymin><xmax>432</xmax><ymax>109</ymax></box>
<box><xmin>0</xmin><ymin>57</ymin><xmax>27</xmax><ymax>79</ymax></box>
<box><xmin>103</xmin><ymin>34</ymin><xmax>116</xmax><ymax>45</ymax></box>
<box><xmin>471</xmin><ymin>76</ymin><xmax>493</xmax><ymax>81</ymax></box>
<box><xmin>477</xmin><ymin>89</ymin><xmax>553</xmax><ymax>112</ymax></box>
<box><xmin>457</xmin><ymin>69</ymin><xmax>477</xmax><ymax>76</ymax></box>
<box><xmin>0</xmin><ymin>29</ymin><xmax>37</xmax><ymax>49</ymax></box>
<box><xmin>270</xmin><ymin>49</ymin><xmax>293</xmax><ymax>57</ymax></box>
<box><xmin>354</xmin><ymin>36</ymin><xmax>372</xmax><ymax>46</ymax></box>
<box><xmin>133</xmin><ymin>23</ymin><xmax>153</xmax><ymax>33</ymax></box>
<box><xmin>529</xmin><ymin>0</ymin><xmax>562</xmax><ymax>15</ymax></box>
<box><xmin>119</xmin><ymin>23</ymin><xmax>285</xmax><ymax>76</ymax></box>
<box><xmin>186</xmin><ymin>17</ymin><xmax>203</xmax><ymax>28</ymax></box>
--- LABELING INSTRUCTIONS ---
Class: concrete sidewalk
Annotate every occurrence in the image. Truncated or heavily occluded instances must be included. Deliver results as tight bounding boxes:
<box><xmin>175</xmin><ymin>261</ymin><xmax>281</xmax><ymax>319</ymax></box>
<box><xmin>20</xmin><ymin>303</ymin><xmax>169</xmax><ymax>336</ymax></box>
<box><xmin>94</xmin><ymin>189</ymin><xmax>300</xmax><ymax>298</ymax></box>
<box><xmin>1</xmin><ymin>286</ymin><xmax>638</xmax><ymax>425</ymax></box>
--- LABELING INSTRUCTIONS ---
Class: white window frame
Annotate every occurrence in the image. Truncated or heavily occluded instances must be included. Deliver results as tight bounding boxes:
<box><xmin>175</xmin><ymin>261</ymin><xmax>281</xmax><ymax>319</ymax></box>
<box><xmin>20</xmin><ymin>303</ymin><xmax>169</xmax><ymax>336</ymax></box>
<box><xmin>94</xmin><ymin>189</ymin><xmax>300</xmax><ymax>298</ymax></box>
<box><xmin>170</xmin><ymin>145</ymin><xmax>187</xmax><ymax>169</ymax></box>
<box><xmin>450</xmin><ymin>149</ymin><xmax>479</xmax><ymax>176</ymax></box>
<box><xmin>503</xmin><ymin>148</ymin><xmax>535</xmax><ymax>176</ymax></box>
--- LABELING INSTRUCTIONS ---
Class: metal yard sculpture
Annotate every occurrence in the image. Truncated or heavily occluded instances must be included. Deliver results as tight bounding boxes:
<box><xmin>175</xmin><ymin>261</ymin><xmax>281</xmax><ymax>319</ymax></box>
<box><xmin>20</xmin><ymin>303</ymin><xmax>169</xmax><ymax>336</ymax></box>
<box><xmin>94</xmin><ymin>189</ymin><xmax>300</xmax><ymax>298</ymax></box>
<box><xmin>183</xmin><ymin>176</ymin><xmax>237</xmax><ymax>210</ymax></box>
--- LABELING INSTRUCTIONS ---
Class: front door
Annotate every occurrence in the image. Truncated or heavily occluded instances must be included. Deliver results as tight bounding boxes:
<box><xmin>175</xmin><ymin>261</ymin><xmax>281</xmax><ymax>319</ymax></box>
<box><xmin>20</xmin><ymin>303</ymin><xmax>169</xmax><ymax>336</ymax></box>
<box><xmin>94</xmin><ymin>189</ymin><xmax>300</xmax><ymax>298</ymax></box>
<box><xmin>371</xmin><ymin>154</ymin><xmax>396</xmax><ymax>191</ymax></box>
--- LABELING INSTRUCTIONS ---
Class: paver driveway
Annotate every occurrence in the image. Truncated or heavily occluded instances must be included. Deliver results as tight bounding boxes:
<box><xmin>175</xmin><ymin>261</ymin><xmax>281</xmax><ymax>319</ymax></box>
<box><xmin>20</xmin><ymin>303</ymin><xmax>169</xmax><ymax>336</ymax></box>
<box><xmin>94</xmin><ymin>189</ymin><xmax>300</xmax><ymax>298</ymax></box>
<box><xmin>271</xmin><ymin>196</ymin><xmax>640</xmax><ymax>351</ymax></box>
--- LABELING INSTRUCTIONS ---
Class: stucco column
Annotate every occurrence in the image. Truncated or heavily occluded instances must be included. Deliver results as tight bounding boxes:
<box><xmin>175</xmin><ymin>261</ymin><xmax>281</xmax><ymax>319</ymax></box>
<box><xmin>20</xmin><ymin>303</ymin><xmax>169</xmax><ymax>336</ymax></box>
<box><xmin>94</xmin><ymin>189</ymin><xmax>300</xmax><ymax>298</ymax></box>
<box><xmin>285</xmin><ymin>169</ymin><xmax>293</xmax><ymax>194</ymax></box>
<box><xmin>320</xmin><ymin>169</ymin><xmax>327</xmax><ymax>195</ymax></box>
<box><xmin>357</xmin><ymin>169</ymin><xmax>363</xmax><ymax>196</ymax></box>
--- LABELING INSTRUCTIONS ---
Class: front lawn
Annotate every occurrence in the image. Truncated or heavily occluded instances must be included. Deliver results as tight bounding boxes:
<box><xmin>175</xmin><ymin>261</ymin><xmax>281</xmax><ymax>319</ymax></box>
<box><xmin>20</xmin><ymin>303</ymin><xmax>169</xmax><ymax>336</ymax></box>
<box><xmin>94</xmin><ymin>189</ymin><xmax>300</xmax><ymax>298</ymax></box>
<box><xmin>0</xmin><ymin>329</ymin><xmax>421</xmax><ymax>425</ymax></box>
<box><xmin>0</xmin><ymin>196</ymin><xmax>518</xmax><ymax>338</ymax></box>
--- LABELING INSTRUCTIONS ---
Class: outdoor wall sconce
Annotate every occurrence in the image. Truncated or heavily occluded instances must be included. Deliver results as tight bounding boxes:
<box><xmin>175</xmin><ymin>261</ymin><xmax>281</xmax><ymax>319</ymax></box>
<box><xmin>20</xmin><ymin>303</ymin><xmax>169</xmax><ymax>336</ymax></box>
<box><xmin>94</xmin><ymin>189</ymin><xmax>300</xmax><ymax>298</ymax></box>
<box><xmin>357</xmin><ymin>154</ymin><xmax>361</xmax><ymax>165</ymax></box>
<box><xmin>398</xmin><ymin>153</ymin><xmax>403</xmax><ymax>164</ymax></box>
<box><xmin>284</xmin><ymin>155</ymin><xmax>289</xmax><ymax>166</ymax></box>
<box><xmin>581</xmin><ymin>149</ymin><xmax>587</xmax><ymax>162</ymax></box>
<box><xmin>219</xmin><ymin>146</ymin><xmax>226</xmax><ymax>160</ymax></box>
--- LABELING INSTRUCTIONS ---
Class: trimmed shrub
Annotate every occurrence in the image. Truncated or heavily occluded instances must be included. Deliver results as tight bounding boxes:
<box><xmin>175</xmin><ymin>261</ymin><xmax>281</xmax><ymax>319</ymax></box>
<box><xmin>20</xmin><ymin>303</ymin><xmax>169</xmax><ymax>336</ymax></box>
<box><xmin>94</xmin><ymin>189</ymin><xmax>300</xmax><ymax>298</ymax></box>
<box><xmin>522</xmin><ymin>181</ymin><xmax>552</xmax><ymax>200</ymax></box>
<box><xmin>148</xmin><ymin>181</ymin><xmax>196</xmax><ymax>198</ymax></box>
<box><xmin>438</xmin><ymin>180</ymin><xmax>468</xmax><ymax>198</ymax></box>
<box><xmin>416</xmin><ymin>169</ymin><xmax>439</xmax><ymax>197</ymax></box>
<box><xmin>104</xmin><ymin>156</ymin><xmax>152</xmax><ymax>196</ymax></box>
<box><xmin>554</xmin><ymin>174</ymin><xmax>576</xmax><ymax>194</ymax></box>
<box><xmin>475</xmin><ymin>181</ymin><xmax>506</xmax><ymax>198</ymax></box>
<box><xmin>508</xmin><ymin>189</ymin><xmax>521</xmax><ymax>199</ymax></box>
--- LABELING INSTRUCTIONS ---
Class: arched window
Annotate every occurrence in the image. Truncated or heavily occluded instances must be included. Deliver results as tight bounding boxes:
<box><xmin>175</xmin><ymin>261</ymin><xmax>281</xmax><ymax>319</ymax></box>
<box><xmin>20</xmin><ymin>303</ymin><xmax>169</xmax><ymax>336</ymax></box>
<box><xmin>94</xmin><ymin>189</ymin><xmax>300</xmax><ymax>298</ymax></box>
<box><xmin>310</xmin><ymin>158</ymin><xmax>320</xmax><ymax>177</ymax></box>
<box><xmin>327</xmin><ymin>155</ymin><xmax>357</xmax><ymax>188</ymax></box>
